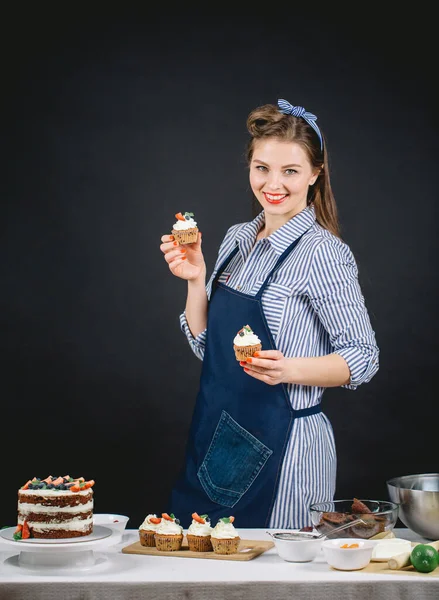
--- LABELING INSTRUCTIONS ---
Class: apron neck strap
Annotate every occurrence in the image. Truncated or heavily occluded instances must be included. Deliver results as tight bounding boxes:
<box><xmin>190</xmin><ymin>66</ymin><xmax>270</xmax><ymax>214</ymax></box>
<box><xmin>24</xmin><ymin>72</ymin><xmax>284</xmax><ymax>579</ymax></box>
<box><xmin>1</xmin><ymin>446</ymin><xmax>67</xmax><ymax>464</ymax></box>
<box><xmin>212</xmin><ymin>234</ymin><xmax>303</xmax><ymax>296</ymax></box>
<box><xmin>255</xmin><ymin>235</ymin><xmax>303</xmax><ymax>298</ymax></box>
<box><xmin>213</xmin><ymin>243</ymin><xmax>239</xmax><ymax>287</ymax></box>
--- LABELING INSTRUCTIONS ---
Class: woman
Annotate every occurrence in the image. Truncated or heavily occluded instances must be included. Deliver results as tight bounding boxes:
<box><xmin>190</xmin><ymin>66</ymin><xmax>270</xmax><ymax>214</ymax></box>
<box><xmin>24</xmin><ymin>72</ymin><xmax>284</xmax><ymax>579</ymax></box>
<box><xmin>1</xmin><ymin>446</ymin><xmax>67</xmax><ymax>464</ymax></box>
<box><xmin>159</xmin><ymin>99</ymin><xmax>379</xmax><ymax>528</ymax></box>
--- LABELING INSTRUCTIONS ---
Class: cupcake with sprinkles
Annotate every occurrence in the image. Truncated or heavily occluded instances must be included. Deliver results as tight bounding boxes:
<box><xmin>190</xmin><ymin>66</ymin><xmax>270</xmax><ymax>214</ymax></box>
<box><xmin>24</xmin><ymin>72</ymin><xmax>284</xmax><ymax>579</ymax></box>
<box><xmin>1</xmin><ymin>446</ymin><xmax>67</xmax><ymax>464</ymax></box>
<box><xmin>138</xmin><ymin>513</ymin><xmax>162</xmax><ymax>547</ymax></box>
<box><xmin>154</xmin><ymin>512</ymin><xmax>184</xmax><ymax>551</ymax></box>
<box><xmin>171</xmin><ymin>211</ymin><xmax>198</xmax><ymax>245</ymax></box>
<box><xmin>211</xmin><ymin>516</ymin><xmax>240</xmax><ymax>555</ymax></box>
<box><xmin>233</xmin><ymin>324</ymin><xmax>262</xmax><ymax>361</ymax></box>
<box><xmin>186</xmin><ymin>512</ymin><xmax>213</xmax><ymax>552</ymax></box>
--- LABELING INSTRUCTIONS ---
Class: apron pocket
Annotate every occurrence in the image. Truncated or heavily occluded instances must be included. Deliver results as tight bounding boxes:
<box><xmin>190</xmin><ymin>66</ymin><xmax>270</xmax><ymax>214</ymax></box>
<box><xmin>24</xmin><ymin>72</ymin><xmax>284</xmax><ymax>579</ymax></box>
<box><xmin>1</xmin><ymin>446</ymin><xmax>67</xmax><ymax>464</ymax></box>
<box><xmin>197</xmin><ymin>410</ymin><xmax>273</xmax><ymax>508</ymax></box>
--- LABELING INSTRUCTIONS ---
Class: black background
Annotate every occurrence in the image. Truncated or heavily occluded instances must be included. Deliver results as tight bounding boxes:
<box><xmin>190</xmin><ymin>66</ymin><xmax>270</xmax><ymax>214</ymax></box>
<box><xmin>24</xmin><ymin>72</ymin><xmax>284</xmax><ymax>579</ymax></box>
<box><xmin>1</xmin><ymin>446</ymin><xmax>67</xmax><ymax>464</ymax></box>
<box><xmin>1</xmin><ymin>13</ymin><xmax>437</xmax><ymax>530</ymax></box>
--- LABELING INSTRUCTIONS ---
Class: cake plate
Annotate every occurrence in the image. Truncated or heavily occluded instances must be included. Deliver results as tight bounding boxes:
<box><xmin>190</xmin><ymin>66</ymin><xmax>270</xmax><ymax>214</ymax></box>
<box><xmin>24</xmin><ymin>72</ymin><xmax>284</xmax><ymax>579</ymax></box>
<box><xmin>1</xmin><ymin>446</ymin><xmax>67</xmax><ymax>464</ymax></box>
<box><xmin>0</xmin><ymin>525</ymin><xmax>113</xmax><ymax>570</ymax></box>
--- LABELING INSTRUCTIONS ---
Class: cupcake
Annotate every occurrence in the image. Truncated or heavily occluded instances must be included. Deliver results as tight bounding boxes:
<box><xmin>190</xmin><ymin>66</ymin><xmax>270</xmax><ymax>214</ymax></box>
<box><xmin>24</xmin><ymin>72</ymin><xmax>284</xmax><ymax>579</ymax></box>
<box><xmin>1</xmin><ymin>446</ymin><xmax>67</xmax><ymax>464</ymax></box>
<box><xmin>186</xmin><ymin>512</ymin><xmax>213</xmax><ymax>552</ymax></box>
<box><xmin>233</xmin><ymin>324</ymin><xmax>262</xmax><ymax>361</ymax></box>
<box><xmin>154</xmin><ymin>513</ymin><xmax>184</xmax><ymax>551</ymax></box>
<box><xmin>171</xmin><ymin>212</ymin><xmax>198</xmax><ymax>244</ymax></box>
<box><xmin>138</xmin><ymin>514</ymin><xmax>161</xmax><ymax>547</ymax></box>
<box><xmin>210</xmin><ymin>516</ymin><xmax>240</xmax><ymax>555</ymax></box>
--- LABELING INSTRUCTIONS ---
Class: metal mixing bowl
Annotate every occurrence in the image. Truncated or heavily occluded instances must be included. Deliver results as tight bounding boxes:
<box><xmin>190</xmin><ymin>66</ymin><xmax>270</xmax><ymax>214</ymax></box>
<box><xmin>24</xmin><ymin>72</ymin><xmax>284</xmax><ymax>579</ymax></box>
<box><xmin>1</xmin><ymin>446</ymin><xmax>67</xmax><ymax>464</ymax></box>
<box><xmin>386</xmin><ymin>473</ymin><xmax>439</xmax><ymax>540</ymax></box>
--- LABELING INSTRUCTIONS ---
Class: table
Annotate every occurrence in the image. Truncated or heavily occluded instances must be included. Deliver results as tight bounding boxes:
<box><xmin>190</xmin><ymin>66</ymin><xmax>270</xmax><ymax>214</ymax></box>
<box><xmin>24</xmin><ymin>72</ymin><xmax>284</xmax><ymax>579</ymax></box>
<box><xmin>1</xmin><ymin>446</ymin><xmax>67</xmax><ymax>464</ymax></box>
<box><xmin>0</xmin><ymin>528</ymin><xmax>437</xmax><ymax>600</ymax></box>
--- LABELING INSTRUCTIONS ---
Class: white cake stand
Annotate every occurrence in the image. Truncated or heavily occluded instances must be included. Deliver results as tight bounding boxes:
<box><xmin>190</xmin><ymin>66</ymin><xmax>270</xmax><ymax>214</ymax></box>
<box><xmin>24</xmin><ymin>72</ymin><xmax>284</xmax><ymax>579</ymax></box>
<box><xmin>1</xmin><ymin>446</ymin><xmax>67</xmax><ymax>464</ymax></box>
<box><xmin>0</xmin><ymin>525</ymin><xmax>113</xmax><ymax>570</ymax></box>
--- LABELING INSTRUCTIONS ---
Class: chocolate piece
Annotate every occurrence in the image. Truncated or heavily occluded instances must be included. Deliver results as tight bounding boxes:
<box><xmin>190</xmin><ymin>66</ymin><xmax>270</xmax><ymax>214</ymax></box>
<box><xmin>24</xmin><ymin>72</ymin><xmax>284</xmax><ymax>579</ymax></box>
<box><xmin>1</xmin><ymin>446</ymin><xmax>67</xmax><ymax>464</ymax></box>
<box><xmin>322</xmin><ymin>512</ymin><xmax>355</xmax><ymax>525</ymax></box>
<box><xmin>352</xmin><ymin>498</ymin><xmax>372</xmax><ymax>514</ymax></box>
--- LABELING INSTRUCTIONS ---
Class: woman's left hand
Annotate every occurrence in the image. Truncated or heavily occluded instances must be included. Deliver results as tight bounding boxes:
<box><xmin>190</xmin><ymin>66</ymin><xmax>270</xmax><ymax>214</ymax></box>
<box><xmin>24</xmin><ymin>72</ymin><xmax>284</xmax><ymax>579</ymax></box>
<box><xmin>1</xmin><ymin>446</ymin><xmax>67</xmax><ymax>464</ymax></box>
<box><xmin>240</xmin><ymin>350</ymin><xmax>291</xmax><ymax>385</ymax></box>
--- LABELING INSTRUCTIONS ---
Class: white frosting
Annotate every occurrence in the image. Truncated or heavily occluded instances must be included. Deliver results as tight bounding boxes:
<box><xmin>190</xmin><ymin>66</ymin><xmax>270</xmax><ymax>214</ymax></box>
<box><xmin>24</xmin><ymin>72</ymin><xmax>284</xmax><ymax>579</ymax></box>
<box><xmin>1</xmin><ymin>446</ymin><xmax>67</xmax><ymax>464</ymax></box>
<box><xmin>211</xmin><ymin>520</ymin><xmax>239</xmax><ymax>539</ymax></box>
<box><xmin>173</xmin><ymin>216</ymin><xmax>197</xmax><ymax>230</ymax></box>
<box><xmin>19</xmin><ymin>489</ymin><xmax>92</xmax><ymax>498</ymax></box>
<box><xmin>156</xmin><ymin>519</ymin><xmax>183</xmax><ymax>535</ymax></box>
<box><xmin>187</xmin><ymin>520</ymin><xmax>213</xmax><ymax>537</ymax></box>
<box><xmin>233</xmin><ymin>326</ymin><xmax>261</xmax><ymax>347</ymax></box>
<box><xmin>18</xmin><ymin>500</ymin><xmax>93</xmax><ymax>514</ymax></box>
<box><xmin>139</xmin><ymin>514</ymin><xmax>161</xmax><ymax>531</ymax></box>
<box><xmin>17</xmin><ymin>515</ymin><xmax>93</xmax><ymax>531</ymax></box>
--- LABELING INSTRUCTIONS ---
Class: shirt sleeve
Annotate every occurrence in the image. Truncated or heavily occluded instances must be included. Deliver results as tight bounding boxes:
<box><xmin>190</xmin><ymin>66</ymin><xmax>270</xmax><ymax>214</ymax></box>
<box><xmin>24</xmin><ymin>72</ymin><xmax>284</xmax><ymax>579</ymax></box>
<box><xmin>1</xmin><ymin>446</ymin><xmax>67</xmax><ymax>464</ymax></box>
<box><xmin>179</xmin><ymin>223</ymin><xmax>243</xmax><ymax>361</ymax></box>
<box><xmin>308</xmin><ymin>238</ymin><xmax>380</xmax><ymax>389</ymax></box>
<box><xmin>179</xmin><ymin>277</ymin><xmax>212</xmax><ymax>361</ymax></box>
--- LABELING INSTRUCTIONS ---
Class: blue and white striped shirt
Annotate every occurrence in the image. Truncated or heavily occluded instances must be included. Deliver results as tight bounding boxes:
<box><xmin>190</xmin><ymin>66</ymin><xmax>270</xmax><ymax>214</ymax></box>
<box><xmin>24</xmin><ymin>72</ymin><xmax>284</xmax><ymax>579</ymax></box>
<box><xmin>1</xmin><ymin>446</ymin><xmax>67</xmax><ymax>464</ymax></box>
<box><xmin>180</xmin><ymin>205</ymin><xmax>379</xmax><ymax>528</ymax></box>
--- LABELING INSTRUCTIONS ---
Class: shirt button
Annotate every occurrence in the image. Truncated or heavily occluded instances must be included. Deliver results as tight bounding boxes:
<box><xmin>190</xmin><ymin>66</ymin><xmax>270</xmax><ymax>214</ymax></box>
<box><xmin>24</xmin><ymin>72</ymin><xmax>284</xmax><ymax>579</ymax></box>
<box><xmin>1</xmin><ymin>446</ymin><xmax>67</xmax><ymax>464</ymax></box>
<box><xmin>237</xmin><ymin>285</ymin><xmax>242</xmax><ymax>290</ymax></box>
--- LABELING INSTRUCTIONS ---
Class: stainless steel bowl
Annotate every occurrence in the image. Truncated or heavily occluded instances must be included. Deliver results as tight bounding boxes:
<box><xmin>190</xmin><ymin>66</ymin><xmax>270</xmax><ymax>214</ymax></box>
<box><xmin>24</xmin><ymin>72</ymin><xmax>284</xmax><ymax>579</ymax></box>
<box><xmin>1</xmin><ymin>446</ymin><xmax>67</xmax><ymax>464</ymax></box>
<box><xmin>386</xmin><ymin>473</ymin><xmax>439</xmax><ymax>540</ymax></box>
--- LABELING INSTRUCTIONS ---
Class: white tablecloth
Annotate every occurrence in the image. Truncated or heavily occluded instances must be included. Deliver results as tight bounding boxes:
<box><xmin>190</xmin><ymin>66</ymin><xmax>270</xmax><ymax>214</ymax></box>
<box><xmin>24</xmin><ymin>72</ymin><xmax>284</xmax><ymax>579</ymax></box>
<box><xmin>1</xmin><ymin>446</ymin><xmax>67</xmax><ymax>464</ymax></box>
<box><xmin>0</xmin><ymin>528</ymin><xmax>437</xmax><ymax>600</ymax></box>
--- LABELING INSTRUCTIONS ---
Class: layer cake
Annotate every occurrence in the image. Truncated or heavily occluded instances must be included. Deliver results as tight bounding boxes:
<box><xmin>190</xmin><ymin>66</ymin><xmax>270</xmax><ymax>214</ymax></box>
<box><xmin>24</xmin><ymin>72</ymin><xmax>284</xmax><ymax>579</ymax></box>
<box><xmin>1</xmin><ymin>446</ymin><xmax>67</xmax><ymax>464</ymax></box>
<box><xmin>16</xmin><ymin>475</ymin><xmax>95</xmax><ymax>539</ymax></box>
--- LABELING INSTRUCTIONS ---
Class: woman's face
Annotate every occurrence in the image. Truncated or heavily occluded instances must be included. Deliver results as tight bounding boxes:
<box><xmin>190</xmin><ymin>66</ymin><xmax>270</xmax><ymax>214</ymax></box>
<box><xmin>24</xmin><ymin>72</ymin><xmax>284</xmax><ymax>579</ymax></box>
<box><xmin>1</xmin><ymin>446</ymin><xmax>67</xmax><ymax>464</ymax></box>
<box><xmin>249</xmin><ymin>138</ymin><xmax>318</xmax><ymax>220</ymax></box>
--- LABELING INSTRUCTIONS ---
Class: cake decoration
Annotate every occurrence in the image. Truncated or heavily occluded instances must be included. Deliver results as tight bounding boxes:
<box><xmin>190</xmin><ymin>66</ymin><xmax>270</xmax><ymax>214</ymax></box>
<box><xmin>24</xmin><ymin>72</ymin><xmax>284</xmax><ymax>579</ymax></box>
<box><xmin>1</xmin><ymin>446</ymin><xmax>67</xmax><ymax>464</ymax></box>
<box><xmin>233</xmin><ymin>325</ymin><xmax>262</xmax><ymax>361</ymax></box>
<box><xmin>211</xmin><ymin>515</ymin><xmax>240</xmax><ymax>554</ymax></box>
<box><xmin>154</xmin><ymin>512</ymin><xmax>184</xmax><ymax>551</ymax></box>
<box><xmin>187</xmin><ymin>512</ymin><xmax>213</xmax><ymax>552</ymax></box>
<box><xmin>171</xmin><ymin>212</ymin><xmax>199</xmax><ymax>244</ymax></box>
<box><xmin>139</xmin><ymin>513</ymin><xmax>162</xmax><ymax>547</ymax></box>
<box><xmin>17</xmin><ymin>475</ymin><xmax>95</xmax><ymax>540</ymax></box>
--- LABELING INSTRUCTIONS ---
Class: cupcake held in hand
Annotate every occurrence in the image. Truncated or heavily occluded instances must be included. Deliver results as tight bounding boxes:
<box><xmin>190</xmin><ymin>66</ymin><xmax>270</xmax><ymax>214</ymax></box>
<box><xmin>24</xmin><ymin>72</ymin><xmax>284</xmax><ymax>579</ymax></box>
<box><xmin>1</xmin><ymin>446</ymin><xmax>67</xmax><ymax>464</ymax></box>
<box><xmin>186</xmin><ymin>512</ymin><xmax>213</xmax><ymax>552</ymax></box>
<box><xmin>233</xmin><ymin>324</ymin><xmax>262</xmax><ymax>361</ymax></box>
<box><xmin>211</xmin><ymin>516</ymin><xmax>241</xmax><ymax>555</ymax></box>
<box><xmin>138</xmin><ymin>514</ymin><xmax>161</xmax><ymax>547</ymax></box>
<box><xmin>154</xmin><ymin>513</ymin><xmax>184</xmax><ymax>551</ymax></box>
<box><xmin>172</xmin><ymin>212</ymin><xmax>198</xmax><ymax>245</ymax></box>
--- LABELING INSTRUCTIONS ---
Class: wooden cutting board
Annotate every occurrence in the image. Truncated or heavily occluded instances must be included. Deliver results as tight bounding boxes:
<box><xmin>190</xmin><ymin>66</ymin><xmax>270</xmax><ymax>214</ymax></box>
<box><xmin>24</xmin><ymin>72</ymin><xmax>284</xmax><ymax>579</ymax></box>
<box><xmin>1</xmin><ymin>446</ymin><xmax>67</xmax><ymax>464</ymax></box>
<box><xmin>122</xmin><ymin>538</ymin><xmax>274</xmax><ymax>561</ymax></box>
<box><xmin>356</xmin><ymin>561</ymin><xmax>439</xmax><ymax>577</ymax></box>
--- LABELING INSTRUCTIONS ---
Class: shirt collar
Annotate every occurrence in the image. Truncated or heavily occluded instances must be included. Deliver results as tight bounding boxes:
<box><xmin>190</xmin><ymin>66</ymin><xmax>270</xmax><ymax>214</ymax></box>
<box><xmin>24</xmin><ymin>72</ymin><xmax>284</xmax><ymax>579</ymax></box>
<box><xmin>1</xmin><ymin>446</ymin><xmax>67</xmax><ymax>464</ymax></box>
<box><xmin>236</xmin><ymin>205</ymin><xmax>316</xmax><ymax>256</ymax></box>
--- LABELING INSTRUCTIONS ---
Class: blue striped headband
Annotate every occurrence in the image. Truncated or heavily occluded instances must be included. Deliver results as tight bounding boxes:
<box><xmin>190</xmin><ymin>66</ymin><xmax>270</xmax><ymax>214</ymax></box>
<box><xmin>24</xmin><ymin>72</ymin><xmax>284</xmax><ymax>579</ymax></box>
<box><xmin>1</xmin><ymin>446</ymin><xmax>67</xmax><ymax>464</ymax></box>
<box><xmin>277</xmin><ymin>99</ymin><xmax>323</xmax><ymax>151</ymax></box>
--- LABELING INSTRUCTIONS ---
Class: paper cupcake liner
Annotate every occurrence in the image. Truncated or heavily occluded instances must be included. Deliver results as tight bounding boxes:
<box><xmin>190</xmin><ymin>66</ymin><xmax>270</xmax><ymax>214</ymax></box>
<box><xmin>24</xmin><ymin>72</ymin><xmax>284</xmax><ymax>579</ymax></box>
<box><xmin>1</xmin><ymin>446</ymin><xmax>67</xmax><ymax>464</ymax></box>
<box><xmin>234</xmin><ymin>343</ymin><xmax>262</xmax><ymax>361</ymax></box>
<box><xmin>139</xmin><ymin>530</ymin><xmax>156</xmax><ymax>547</ymax></box>
<box><xmin>172</xmin><ymin>228</ymin><xmax>198</xmax><ymax>245</ymax></box>
<box><xmin>211</xmin><ymin>536</ymin><xmax>240</xmax><ymax>555</ymax></box>
<box><xmin>186</xmin><ymin>534</ymin><xmax>213</xmax><ymax>552</ymax></box>
<box><xmin>154</xmin><ymin>533</ymin><xmax>183</xmax><ymax>551</ymax></box>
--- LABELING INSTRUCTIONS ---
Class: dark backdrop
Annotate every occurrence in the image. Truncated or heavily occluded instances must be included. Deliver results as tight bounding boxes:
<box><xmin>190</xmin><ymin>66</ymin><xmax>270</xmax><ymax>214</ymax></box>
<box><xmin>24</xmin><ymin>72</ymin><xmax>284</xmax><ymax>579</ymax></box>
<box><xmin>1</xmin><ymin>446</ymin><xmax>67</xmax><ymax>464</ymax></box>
<box><xmin>1</xmin><ymin>14</ymin><xmax>437</xmax><ymax>530</ymax></box>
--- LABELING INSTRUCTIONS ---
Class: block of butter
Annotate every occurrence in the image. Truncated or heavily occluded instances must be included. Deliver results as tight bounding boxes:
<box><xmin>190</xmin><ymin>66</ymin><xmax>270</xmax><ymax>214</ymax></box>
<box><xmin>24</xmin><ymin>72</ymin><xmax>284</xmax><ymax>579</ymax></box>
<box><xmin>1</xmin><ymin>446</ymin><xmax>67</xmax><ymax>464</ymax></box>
<box><xmin>371</xmin><ymin>538</ymin><xmax>412</xmax><ymax>561</ymax></box>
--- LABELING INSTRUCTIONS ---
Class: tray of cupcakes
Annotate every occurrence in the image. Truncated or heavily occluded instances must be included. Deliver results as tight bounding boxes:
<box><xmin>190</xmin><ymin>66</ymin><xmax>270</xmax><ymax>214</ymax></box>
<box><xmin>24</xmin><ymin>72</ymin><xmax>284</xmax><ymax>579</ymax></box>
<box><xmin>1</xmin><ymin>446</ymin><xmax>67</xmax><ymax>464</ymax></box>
<box><xmin>122</xmin><ymin>513</ymin><xmax>273</xmax><ymax>561</ymax></box>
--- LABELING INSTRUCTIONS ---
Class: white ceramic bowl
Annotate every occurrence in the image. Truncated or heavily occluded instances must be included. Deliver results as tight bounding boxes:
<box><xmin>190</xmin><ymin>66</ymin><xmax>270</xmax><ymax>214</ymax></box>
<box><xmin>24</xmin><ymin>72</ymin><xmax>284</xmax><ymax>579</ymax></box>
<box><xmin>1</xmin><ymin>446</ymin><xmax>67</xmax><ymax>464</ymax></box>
<box><xmin>93</xmin><ymin>514</ymin><xmax>129</xmax><ymax>532</ymax></box>
<box><xmin>271</xmin><ymin>531</ymin><xmax>323</xmax><ymax>562</ymax></box>
<box><xmin>322</xmin><ymin>538</ymin><xmax>374</xmax><ymax>571</ymax></box>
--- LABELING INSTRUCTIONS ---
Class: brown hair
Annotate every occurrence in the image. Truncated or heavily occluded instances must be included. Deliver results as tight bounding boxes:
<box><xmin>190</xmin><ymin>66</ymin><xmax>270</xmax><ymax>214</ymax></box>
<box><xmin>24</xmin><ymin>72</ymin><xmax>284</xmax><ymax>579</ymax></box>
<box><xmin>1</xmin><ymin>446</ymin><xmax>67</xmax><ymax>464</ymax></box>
<box><xmin>246</xmin><ymin>103</ymin><xmax>341</xmax><ymax>238</ymax></box>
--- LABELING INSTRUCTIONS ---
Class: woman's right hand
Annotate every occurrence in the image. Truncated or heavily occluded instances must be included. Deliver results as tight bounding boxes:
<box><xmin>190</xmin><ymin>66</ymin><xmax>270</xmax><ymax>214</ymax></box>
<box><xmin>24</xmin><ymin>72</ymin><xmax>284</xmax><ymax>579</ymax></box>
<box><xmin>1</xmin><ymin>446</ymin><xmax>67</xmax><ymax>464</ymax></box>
<box><xmin>160</xmin><ymin>232</ymin><xmax>206</xmax><ymax>281</ymax></box>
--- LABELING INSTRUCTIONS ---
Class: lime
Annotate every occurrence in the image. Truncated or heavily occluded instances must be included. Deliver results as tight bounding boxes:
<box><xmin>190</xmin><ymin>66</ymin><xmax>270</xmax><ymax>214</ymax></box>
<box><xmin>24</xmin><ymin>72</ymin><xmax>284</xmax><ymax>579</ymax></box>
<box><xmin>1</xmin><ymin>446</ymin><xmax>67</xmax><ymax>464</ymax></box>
<box><xmin>410</xmin><ymin>544</ymin><xmax>439</xmax><ymax>573</ymax></box>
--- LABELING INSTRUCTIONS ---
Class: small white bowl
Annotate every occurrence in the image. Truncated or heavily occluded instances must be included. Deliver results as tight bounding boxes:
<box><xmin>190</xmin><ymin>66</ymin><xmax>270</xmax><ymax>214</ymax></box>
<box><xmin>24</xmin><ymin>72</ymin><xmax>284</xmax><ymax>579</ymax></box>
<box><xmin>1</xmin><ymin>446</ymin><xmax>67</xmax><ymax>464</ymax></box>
<box><xmin>270</xmin><ymin>531</ymin><xmax>323</xmax><ymax>562</ymax></box>
<box><xmin>322</xmin><ymin>538</ymin><xmax>374</xmax><ymax>571</ymax></box>
<box><xmin>93</xmin><ymin>513</ymin><xmax>129</xmax><ymax>532</ymax></box>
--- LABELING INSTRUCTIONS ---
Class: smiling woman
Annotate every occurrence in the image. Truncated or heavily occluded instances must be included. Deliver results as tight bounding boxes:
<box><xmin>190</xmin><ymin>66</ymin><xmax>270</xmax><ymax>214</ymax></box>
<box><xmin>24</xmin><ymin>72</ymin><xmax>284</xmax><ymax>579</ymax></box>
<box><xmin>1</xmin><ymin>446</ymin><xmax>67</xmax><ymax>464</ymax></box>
<box><xmin>246</xmin><ymin>100</ymin><xmax>338</xmax><ymax>238</ymax></box>
<box><xmin>159</xmin><ymin>98</ymin><xmax>379</xmax><ymax>530</ymax></box>
<box><xmin>250</xmin><ymin>140</ymin><xmax>319</xmax><ymax>227</ymax></box>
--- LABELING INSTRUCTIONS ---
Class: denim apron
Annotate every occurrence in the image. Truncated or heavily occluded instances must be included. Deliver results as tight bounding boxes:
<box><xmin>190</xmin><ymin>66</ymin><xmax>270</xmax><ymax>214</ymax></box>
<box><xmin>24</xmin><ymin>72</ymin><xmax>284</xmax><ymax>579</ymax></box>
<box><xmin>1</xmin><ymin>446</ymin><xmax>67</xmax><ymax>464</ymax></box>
<box><xmin>170</xmin><ymin>236</ymin><xmax>321</xmax><ymax>527</ymax></box>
